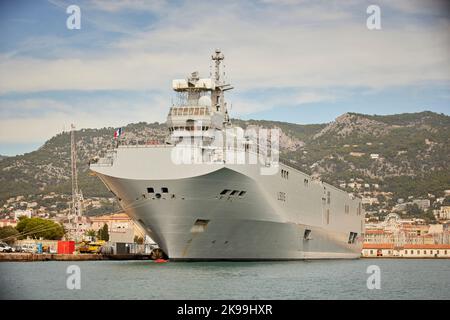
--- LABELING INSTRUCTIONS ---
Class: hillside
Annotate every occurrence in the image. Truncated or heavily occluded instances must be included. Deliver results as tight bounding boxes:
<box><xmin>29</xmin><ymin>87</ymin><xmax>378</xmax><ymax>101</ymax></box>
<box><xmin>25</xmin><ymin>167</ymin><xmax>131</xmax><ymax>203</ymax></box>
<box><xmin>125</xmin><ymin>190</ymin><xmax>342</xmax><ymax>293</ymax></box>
<box><xmin>0</xmin><ymin>111</ymin><xmax>449</xmax><ymax>211</ymax></box>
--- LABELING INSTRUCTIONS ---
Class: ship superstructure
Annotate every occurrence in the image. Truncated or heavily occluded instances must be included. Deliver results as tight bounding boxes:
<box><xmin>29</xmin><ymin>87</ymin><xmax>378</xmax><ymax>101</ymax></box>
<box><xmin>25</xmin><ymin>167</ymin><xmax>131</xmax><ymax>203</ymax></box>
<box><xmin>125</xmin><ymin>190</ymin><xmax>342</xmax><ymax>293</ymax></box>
<box><xmin>90</xmin><ymin>50</ymin><xmax>364</xmax><ymax>260</ymax></box>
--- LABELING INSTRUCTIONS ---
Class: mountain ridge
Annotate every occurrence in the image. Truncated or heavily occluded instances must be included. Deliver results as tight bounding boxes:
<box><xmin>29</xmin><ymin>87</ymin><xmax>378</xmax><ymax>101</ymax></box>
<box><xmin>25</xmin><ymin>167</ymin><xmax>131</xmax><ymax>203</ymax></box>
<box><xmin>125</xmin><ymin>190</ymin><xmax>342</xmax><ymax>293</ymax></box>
<box><xmin>0</xmin><ymin>111</ymin><xmax>449</xmax><ymax>209</ymax></box>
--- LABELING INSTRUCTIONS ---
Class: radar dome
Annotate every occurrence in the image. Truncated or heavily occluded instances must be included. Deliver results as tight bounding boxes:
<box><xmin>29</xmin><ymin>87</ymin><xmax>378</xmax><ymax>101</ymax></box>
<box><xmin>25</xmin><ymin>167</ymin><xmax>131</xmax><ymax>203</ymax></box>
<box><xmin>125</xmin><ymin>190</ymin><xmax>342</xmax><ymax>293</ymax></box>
<box><xmin>198</xmin><ymin>95</ymin><xmax>211</xmax><ymax>107</ymax></box>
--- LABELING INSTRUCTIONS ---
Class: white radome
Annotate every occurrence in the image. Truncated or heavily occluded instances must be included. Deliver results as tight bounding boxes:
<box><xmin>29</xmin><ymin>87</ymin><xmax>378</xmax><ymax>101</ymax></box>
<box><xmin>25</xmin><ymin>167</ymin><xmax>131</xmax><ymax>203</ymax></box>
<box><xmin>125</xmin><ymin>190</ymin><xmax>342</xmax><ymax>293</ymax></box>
<box><xmin>198</xmin><ymin>95</ymin><xmax>211</xmax><ymax>107</ymax></box>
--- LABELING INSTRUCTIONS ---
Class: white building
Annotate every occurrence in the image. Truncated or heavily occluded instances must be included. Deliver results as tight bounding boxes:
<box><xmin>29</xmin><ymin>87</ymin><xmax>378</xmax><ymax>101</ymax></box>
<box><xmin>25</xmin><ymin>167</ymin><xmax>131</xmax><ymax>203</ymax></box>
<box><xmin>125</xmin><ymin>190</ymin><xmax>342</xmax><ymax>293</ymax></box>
<box><xmin>361</xmin><ymin>197</ymin><xmax>379</xmax><ymax>205</ymax></box>
<box><xmin>362</xmin><ymin>244</ymin><xmax>450</xmax><ymax>258</ymax></box>
<box><xmin>428</xmin><ymin>224</ymin><xmax>444</xmax><ymax>234</ymax></box>
<box><xmin>412</xmin><ymin>199</ymin><xmax>431</xmax><ymax>210</ymax></box>
<box><xmin>13</xmin><ymin>209</ymin><xmax>32</xmax><ymax>220</ymax></box>
<box><xmin>437</xmin><ymin>206</ymin><xmax>450</xmax><ymax>220</ymax></box>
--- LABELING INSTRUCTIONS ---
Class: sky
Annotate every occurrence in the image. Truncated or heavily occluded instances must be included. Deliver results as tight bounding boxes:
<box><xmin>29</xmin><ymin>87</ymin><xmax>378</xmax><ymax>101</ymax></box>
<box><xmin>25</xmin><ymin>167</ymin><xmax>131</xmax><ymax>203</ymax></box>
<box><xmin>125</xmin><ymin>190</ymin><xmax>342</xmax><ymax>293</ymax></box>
<box><xmin>0</xmin><ymin>0</ymin><xmax>449</xmax><ymax>156</ymax></box>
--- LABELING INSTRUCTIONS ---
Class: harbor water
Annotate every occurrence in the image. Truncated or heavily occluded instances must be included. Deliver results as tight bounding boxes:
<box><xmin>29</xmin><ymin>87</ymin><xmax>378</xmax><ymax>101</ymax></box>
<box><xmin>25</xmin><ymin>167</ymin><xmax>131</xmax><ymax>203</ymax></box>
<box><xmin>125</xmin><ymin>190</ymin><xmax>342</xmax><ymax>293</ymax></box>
<box><xmin>0</xmin><ymin>259</ymin><xmax>449</xmax><ymax>299</ymax></box>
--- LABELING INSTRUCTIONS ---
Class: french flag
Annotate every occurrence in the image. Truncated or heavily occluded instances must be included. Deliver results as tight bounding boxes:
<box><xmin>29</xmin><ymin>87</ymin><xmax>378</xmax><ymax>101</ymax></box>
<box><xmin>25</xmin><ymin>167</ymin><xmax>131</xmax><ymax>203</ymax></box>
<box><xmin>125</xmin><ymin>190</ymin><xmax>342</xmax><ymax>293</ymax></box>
<box><xmin>114</xmin><ymin>128</ymin><xmax>123</xmax><ymax>139</ymax></box>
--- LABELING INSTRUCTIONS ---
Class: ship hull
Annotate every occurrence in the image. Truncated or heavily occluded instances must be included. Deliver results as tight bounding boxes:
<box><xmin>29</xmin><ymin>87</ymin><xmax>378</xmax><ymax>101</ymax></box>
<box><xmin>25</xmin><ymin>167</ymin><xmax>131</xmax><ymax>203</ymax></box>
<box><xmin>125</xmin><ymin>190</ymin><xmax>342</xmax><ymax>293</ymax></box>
<box><xmin>91</xmin><ymin>146</ymin><xmax>364</xmax><ymax>260</ymax></box>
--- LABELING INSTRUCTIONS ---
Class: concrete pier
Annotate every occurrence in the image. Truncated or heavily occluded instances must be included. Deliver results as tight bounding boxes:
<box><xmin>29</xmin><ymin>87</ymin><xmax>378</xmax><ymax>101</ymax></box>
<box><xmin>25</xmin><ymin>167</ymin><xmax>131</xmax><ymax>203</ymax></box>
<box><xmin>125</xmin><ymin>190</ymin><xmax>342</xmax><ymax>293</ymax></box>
<box><xmin>0</xmin><ymin>253</ymin><xmax>153</xmax><ymax>262</ymax></box>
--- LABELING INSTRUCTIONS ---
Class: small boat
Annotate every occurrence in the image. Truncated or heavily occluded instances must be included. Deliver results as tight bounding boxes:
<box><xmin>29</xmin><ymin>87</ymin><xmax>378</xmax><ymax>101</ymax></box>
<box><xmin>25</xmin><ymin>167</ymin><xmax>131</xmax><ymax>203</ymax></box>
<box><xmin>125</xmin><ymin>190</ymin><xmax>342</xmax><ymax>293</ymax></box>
<box><xmin>154</xmin><ymin>258</ymin><xmax>168</xmax><ymax>263</ymax></box>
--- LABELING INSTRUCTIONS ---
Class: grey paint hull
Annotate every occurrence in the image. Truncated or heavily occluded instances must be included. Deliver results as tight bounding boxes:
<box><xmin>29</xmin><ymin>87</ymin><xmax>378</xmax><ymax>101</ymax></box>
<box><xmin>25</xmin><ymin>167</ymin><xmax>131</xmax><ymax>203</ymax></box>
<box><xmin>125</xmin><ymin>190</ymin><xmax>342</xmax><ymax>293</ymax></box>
<box><xmin>91</xmin><ymin>146</ymin><xmax>364</xmax><ymax>260</ymax></box>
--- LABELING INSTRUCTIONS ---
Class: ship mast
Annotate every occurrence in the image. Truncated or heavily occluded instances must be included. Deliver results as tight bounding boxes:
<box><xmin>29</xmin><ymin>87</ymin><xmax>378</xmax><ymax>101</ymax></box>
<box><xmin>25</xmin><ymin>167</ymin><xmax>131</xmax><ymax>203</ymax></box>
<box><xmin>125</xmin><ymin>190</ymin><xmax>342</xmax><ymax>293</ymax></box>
<box><xmin>211</xmin><ymin>49</ymin><xmax>233</xmax><ymax>124</ymax></box>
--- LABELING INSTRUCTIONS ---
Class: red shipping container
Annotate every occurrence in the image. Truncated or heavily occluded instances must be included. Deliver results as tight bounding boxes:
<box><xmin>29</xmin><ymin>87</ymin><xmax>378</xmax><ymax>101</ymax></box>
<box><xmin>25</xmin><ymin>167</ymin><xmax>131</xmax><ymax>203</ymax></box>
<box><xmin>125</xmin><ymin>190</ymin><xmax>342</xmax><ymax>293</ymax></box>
<box><xmin>57</xmin><ymin>241</ymin><xmax>75</xmax><ymax>254</ymax></box>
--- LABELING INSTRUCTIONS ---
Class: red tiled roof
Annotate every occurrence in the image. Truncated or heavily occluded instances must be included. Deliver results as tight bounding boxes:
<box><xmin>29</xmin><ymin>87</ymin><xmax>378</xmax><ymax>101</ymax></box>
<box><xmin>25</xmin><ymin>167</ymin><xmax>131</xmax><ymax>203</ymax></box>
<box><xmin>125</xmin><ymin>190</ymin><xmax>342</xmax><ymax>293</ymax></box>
<box><xmin>364</xmin><ymin>243</ymin><xmax>450</xmax><ymax>250</ymax></box>
<box><xmin>363</xmin><ymin>243</ymin><xmax>395</xmax><ymax>249</ymax></box>
<box><xmin>365</xmin><ymin>230</ymin><xmax>386</xmax><ymax>234</ymax></box>
<box><xmin>403</xmin><ymin>244</ymin><xmax>450</xmax><ymax>249</ymax></box>
<box><xmin>89</xmin><ymin>213</ymin><xmax>130</xmax><ymax>221</ymax></box>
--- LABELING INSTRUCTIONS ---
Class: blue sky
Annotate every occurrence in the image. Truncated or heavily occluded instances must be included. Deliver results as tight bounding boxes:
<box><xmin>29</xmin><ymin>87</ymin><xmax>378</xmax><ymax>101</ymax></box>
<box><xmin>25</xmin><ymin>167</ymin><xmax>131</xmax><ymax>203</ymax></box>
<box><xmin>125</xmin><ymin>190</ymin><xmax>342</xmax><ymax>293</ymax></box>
<box><xmin>0</xmin><ymin>0</ymin><xmax>449</xmax><ymax>156</ymax></box>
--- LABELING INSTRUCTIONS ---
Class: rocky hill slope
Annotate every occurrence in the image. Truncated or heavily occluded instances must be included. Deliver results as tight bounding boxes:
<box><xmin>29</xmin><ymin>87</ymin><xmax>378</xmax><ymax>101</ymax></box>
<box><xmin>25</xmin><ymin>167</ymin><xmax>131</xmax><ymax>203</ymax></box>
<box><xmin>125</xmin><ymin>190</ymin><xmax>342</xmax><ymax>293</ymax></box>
<box><xmin>0</xmin><ymin>111</ymin><xmax>449</xmax><ymax>206</ymax></box>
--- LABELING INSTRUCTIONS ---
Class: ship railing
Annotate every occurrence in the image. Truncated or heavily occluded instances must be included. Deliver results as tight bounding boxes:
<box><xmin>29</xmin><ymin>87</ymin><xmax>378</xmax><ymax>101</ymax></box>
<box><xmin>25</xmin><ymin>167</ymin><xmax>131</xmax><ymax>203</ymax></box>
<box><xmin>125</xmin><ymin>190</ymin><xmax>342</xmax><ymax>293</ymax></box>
<box><xmin>191</xmin><ymin>145</ymin><xmax>280</xmax><ymax>166</ymax></box>
<box><xmin>118</xmin><ymin>144</ymin><xmax>172</xmax><ymax>149</ymax></box>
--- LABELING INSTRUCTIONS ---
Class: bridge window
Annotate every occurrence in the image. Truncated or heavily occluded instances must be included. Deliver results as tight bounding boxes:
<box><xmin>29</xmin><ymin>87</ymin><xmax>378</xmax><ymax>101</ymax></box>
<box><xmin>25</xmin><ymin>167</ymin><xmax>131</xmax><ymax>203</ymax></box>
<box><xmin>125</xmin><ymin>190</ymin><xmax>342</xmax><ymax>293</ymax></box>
<box><xmin>238</xmin><ymin>191</ymin><xmax>246</xmax><ymax>197</ymax></box>
<box><xmin>220</xmin><ymin>189</ymin><xmax>230</xmax><ymax>195</ymax></box>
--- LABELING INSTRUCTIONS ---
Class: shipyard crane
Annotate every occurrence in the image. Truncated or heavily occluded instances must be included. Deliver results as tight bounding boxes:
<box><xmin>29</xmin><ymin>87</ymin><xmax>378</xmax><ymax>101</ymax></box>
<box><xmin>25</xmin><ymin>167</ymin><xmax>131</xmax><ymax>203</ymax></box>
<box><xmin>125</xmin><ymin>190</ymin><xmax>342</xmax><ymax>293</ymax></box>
<box><xmin>70</xmin><ymin>124</ymin><xmax>84</xmax><ymax>217</ymax></box>
<box><xmin>68</xmin><ymin>124</ymin><xmax>84</xmax><ymax>241</ymax></box>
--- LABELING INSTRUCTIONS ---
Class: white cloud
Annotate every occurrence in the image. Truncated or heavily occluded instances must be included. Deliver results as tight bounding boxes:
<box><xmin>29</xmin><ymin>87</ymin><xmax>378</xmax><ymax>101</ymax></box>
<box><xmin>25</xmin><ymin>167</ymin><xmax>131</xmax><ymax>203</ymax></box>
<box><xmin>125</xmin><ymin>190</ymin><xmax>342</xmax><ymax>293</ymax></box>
<box><xmin>0</xmin><ymin>96</ymin><xmax>168</xmax><ymax>143</ymax></box>
<box><xmin>295</xmin><ymin>91</ymin><xmax>335</xmax><ymax>105</ymax></box>
<box><xmin>1</xmin><ymin>1</ymin><xmax>448</xmax><ymax>95</ymax></box>
<box><xmin>88</xmin><ymin>0</ymin><xmax>168</xmax><ymax>13</ymax></box>
<box><xmin>0</xmin><ymin>0</ymin><xmax>449</xmax><ymax>148</ymax></box>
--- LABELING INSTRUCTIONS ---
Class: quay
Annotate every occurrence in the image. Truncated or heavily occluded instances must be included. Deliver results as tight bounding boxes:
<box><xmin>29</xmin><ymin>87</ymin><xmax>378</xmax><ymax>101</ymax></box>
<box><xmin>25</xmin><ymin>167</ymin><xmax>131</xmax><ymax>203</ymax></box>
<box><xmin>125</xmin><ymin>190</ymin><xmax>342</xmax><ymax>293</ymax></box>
<box><xmin>0</xmin><ymin>252</ymin><xmax>153</xmax><ymax>262</ymax></box>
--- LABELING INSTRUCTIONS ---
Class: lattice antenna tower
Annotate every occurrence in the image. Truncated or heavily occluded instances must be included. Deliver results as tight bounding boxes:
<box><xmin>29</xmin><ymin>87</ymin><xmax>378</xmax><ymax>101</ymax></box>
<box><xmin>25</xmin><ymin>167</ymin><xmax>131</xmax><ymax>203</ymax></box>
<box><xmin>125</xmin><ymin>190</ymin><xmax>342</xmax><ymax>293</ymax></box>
<box><xmin>70</xmin><ymin>124</ymin><xmax>83</xmax><ymax>217</ymax></box>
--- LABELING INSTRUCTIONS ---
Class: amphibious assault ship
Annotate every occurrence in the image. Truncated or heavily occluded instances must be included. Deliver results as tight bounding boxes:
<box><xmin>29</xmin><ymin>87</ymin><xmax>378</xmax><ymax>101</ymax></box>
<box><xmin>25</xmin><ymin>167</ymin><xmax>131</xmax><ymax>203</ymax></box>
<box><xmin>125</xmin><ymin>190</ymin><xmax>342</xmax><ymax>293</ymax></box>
<box><xmin>90</xmin><ymin>49</ymin><xmax>364</xmax><ymax>260</ymax></box>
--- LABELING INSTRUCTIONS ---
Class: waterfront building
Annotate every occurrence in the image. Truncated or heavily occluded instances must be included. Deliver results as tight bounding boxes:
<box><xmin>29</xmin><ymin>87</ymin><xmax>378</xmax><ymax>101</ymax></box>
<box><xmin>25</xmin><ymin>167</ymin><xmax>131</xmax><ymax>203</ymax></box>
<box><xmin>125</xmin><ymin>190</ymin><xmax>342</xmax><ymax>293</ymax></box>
<box><xmin>362</xmin><ymin>243</ymin><xmax>450</xmax><ymax>258</ymax></box>
<box><xmin>0</xmin><ymin>219</ymin><xmax>17</xmax><ymax>228</ymax></box>
<box><xmin>89</xmin><ymin>213</ymin><xmax>147</xmax><ymax>242</ymax></box>
<box><xmin>63</xmin><ymin>216</ymin><xmax>92</xmax><ymax>242</ymax></box>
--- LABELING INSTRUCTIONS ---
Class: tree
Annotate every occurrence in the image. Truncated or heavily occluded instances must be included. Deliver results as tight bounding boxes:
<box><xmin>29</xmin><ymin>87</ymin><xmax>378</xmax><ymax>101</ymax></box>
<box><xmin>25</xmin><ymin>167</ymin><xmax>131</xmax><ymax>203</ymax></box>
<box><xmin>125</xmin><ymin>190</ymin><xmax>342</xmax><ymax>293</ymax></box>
<box><xmin>85</xmin><ymin>229</ymin><xmax>97</xmax><ymax>240</ymax></box>
<box><xmin>16</xmin><ymin>217</ymin><xmax>65</xmax><ymax>240</ymax></box>
<box><xmin>97</xmin><ymin>223</ymin><xmax>109</xmax><ymax>241</ymax></box>
<box><xmin>423</xmin><ymin>209</ymin><xmax>437</xmax><ymax>224</ymax></box>
<box><xmin>0</xmin><ymin>226</ymin><xmax>20</xmax><ymax>245</ymax></box>
<box><xmin>443</xmin><ymin>196</ymin><xmax>450</xmax><ymax>206</ymax></box>
<box><xmin>406</xmin><ymin>203</ymin><xmax>424</xmax><ymax>216</ymax></box>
